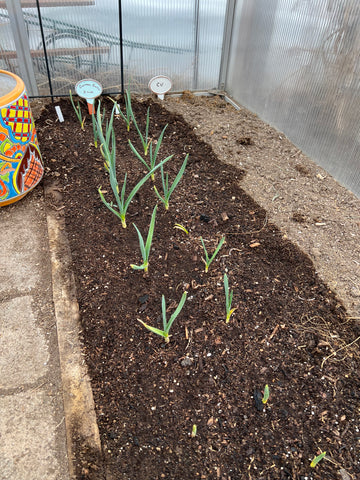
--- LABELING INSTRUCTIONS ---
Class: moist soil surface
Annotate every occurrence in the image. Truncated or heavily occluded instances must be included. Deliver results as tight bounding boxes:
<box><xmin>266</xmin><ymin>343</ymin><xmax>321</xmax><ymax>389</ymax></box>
<box><xmin>36</xmin><ymin>96</ymin><xmax>360</xmax><ymax>480</ymax></box>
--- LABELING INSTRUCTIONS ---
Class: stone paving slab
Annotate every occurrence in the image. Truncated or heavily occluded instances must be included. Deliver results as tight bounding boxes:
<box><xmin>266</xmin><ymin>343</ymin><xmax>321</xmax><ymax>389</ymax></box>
<box><xmin>0</xmin><ymin>191</ymin><xmax>70</xmax><ymax>480</ymax></box>
<box><xmin>0</xmin><ymin>391</ymin><xmax>67</xmax><ymax>480</ymax></box>
<box><xmin>0</xmin><ymin>201</ymin><xmax>42</xmax><ymax>295</ymax></box>
<box><xmin>0</xmin><ymin>296</ymin><xmax>49</xmax><ymax>389</ymax></box>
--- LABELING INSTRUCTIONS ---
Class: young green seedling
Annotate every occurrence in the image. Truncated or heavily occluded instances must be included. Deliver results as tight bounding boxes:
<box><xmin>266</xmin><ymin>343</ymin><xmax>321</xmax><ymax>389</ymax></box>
<box><xmin>96</xmin><ymin>103</ymin><xmax>171</xmax><ymax>228</ymax></box>
<box><xmin>200</xmin><ymin>236</ymin><xmax>225</xmax><ymax>273</ymax></box>
<box><xmin>97</xmin><ymin>102</ymin><xmax>118</xmax><ymax>165</ymax></box>
<box><xmin>174</xmin><ymin>224</ymin><xmax>189</xmax><ymax>235</ymax></box>
<box><xmin>262</xmin><ymin>384</ymin><xmax>270</xmax><ymax>404</ymax></box>
<box><xmin>128</xmin><ymin>124</ymin><xmax>169</xmax><ymax>181</ymax></box>
<box><xmin>130</xmin><ymin>204</ymin><xmax>157</xmax><ymax>273</ymax></box>
<box><xmin>138</xmin><ymin>291</ymin><xmax>187</xmax><ymax>343</ymax></box>
<box><xmin>108</xmin><ymin>89</ymin><xmax>132</xmax><ymax>131</ymax></box>
<box><xmin>69</xmin><ymin>90</ymin><xmax>85</xmax><ymax>130</ymax></box>
<box><xmin>224</xmin><ymin>273</ymin><xmax>236</xmax><ymax>323</ymax></box>
<box><xmin>310</xmin><ymin>451</ymin><xmax>326</xmax><ymax>468</ymax></box>
<box><xmin>95</xmin><ymin>102</ymin><xmax>117</xmax><ymax>171</ymax></box>
<box><xmin>91</xmin><ymin>113</ymin><xmax>98</xmax><ymax>148</ymax></box>
<box><xmin>131</xmin><ymin>105</ymin><xmax>151</xmax><ymax>155</ymax></box>
<box><xmin>191</xmin><ymin>424</ymin><xmax>197</xmax><ymax>438</ymax></box>
<box><xmin>154</xmin><ymin>154</ymin><xmax>188</xmax><ymax>210</ymax></box>
<box><xmin>98</xmin><ymin>159</ymin><xmax>170</xmax><ymax>229</ymax></box>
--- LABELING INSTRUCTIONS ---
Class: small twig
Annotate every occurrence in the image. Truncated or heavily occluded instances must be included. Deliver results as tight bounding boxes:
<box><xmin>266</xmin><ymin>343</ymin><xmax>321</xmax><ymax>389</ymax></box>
<box><xmin>55</xmin><ymin>417</ymin><xmax>65</xmax><ymax>430</ymax></box>
<box><xmin>185</xmin><ymin>328</ymin><xmax>193</xmax><ymax>350</ymax></box>
<box><xmin>29</xmin><ymin>381</ymin><xmax>47</xmax><ymax>393</ymax></box>
<box><xmin>226</xmin><ymin>213</ymin><xmax>268</xmax><ymax>235</ymax></box>
<box><xmin>50</xmin><ymin>204</ymin><xmax>65</xmax><ymax>211</ymax></box>
<box><xmin>269</xmin><ymin>324</ymin><xmax>279</xmax><ymax>340</ymax></box>
<box><xmin>321</xmin><ymin>334</ymin><xmax>360</xmax><ymax>369</ymax></box>
<box><xmin>290</xmin><ymin>149</ymin><xmax>301</xmax><ymax>158</ymax></box>
<box><xmin>228</xmin><ymin>248</ymin><xmax>243</xmax><ymax>255</ymax></box>
<box><xmin>261</xmin><ymin>324</ymin><xmax>279</xmax><ymax>344</ymax></box>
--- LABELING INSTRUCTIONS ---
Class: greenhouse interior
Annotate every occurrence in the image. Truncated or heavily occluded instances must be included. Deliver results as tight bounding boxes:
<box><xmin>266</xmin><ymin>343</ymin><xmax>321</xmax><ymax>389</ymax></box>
<box><xmin>1</xmin><ymin>0</ymin><xmax>359</xmax><ymax>194</ymax></box>
<box><xmin>0</xmin><ymin>1</ymin><xmax>359</xmax><ymax>480</ymax></box>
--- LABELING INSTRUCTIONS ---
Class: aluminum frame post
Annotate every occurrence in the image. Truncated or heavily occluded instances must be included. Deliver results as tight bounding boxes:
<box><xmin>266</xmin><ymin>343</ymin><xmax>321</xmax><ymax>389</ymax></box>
<box><xmin>218</xmin><ymin>0</ymin><xmax>236</xmax><ymax>91</ymax></box>
<box><xmin>5</xmin><ymin>0</ymin><xmax>39</xmax><ymax>96</ymax></box>
<box><xmin>192</xmin><ymin>0</ymin><xmax>200</xmax><ymax>90</ymax></box>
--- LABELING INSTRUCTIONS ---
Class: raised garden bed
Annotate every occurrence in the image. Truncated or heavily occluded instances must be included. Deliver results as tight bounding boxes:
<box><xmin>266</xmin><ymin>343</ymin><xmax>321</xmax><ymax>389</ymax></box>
<box><xmin>36</xmin><ymin>95</ymin><xmax>360</xmax><ymax>480</ymax></box>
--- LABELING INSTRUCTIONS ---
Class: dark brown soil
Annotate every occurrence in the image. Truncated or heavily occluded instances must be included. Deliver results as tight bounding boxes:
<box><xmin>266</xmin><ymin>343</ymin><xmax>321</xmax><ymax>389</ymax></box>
<box><xmin>36</xmin><ymin>96</ymin><xmax>360</xmax><ymax>480</ymax></box>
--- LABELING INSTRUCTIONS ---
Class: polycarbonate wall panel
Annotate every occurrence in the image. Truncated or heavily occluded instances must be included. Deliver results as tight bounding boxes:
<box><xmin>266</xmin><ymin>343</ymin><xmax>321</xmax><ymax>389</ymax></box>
<box><xmin>226</xmin><ymin>0</ymin><xmax>360</xmax><ymax>197</ymax></box>
<box><xmin>0</xmin><ymin>1</ymin><xmax>227</xmax><ymax>96</ymax></box>
<box><xmin>197</xmin><ymin>1</ymin><xmax>227</xmax><ymax>90</ymax></box>
<box><xmin>0</xmin><ymin>1</ymin><xmax>106</xmax><ymax>96</ymax></box>
<box><xmin>29</xmin><ymin>1</ymin><xmax>121</xmax><ymax>95</ymax></box>
<box><xmin>122</xmin><ymin>0</ymin><xmax>227</xmax><ymax>92</ymax></box>
<box><xmin>0</xmin><ymin>9</ymin><xmax>17</xmax><ymax>72</ymax></box>
<box><xmin>122</xmin><ymin>0</ymin><xmax>195</xmax><ymax>91</ymax></box>
<box><xmin>0</xmin><ymin>4</ymin><xmax>50</xmax><ymax>95</ymax></box>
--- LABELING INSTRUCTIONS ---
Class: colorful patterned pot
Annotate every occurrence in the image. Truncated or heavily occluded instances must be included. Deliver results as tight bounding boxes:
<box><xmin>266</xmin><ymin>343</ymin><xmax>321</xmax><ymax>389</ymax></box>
<box><xmin>0</xmin><ymin>70</ymin><xmax>44</xmax><ymax>206</ymax></box>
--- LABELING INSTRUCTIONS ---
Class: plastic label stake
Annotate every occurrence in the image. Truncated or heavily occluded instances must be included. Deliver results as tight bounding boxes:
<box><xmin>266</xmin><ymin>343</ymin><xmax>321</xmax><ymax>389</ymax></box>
<box><xmin>148</xmin><ymin>75</ymin><xmax>172</xmax><ymax>100</ymax></box>
<box><xmin>55</xmin><ymin>105</ymin><xmax>64</xmax><ymax>122</ymax></box>
<box><xmin>75</xmin><ymin>79</ymin><xmax>103</xmax><ymax>114</ymax></box>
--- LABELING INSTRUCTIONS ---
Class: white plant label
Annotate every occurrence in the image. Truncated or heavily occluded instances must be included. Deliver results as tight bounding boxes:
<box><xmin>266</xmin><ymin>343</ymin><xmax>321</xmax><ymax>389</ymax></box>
<box><xmin>148</xmin><ymin>76</ymin><xmax>172</xmax><ymax>100</ymax></box>
<box><xmin>75</xmin><ymin>79</ymin><xmax>103</xmax><ymax>114</ymax></box>
<box><xmin>55</xmin><ymin>105</ymin><xmax>64</xmax><ymax>122</ymax></box>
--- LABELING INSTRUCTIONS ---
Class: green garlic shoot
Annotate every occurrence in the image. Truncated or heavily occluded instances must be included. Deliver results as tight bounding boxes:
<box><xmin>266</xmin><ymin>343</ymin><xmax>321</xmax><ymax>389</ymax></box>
<box><xmin>128</xmin><ymin>124</ymin><xmax>169</xmax><ymax>181</ymax></box>
<box><xmin>96</xmin><ymin>102</ymin><xmax>117</xmax><ymax>171</ymax></box>
<box><xmin>138</xmin><ymin>291</ymin><xmax>187</xmax><ymax>343</ymax></box>
<box><xmin>96</xmin><ymin>102</ymin><xmax>171</xmax><ymax>228</ymax></box>
<box><xmin>191</xmin><ymin>424</ymin><xmax>197</xmax><ymax>438</ymax></box>
<box><xmin>174</xmin><ymin>224</ymin><xmax>189</xmax><ymax>234</ymax></box>
<box><xmin>98</xmin><ymin>161</ymin><xmax>167</xmax><ymax>229</ymax></box>
<box><xmin>224</xmin><ymin>273</ymin><xmax>236</xmax><ymax>323</ymax></box>
<box><xmin>91</xmin><ymin>113</ymin><xmax>98</xmax><ymax>148</ymax></box>
<box><xmin>310</xmin><ymin>451</ymin><xmax>326</xmax><ymax>468</ymax></box>
<box><xmin>131</xmin><ymin>204</ymin><xmax>157</xmax><ymax>273</ymax></box>
<box><xmin>131</xmin><ymin>105</ymin><xmax>151</xmax><ymax>155</ymax></box>
<box><xmin>108</xmin><ymin>89</ymin><xmax>132</xmax><ymax>131</ymax></box>
<box><xmin>69</xmin><ymin>90</ymin><xmax>85</xmax><ymax>130</ymax></box>
<box><xmin>200</xmin><ymin>236</ymin><xmax>225</xmax><ymax>273</ymax></box>
<box><xmin>154</xmin><ymin>154</ymin><xmax>188</xmax><ymax>210</ymax></box>
<box><xmin>262</xmin><ymin>384</ymin><xmax>270</xmax><ymax>404</ymax></box>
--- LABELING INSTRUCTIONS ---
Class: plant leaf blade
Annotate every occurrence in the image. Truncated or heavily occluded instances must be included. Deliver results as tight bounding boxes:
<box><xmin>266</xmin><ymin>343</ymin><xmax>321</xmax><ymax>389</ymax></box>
<box><xmin>310</xmin><ymin>452</ymin><xmax>326</xmax><ymax>468</ymax></box>
<box><xmin>137</xmin><ymin>319</ymin><xmax>167</xmax><ymax>339</ymax></box>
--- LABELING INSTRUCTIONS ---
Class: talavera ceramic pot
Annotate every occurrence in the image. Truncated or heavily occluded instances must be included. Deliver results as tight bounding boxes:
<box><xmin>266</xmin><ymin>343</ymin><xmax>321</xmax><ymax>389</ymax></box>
<box><xmin>0</xmin><ymin>70</ymin><xmax>44</xmax><ymax>206</ymax></box>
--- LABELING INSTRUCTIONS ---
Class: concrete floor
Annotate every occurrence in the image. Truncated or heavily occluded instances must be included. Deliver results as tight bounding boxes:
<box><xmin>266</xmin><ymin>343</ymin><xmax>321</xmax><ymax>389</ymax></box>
<box><xmin>0</xmin><ymin>188</ymin><xmax>71</xmax><ymax>480</ymax></box>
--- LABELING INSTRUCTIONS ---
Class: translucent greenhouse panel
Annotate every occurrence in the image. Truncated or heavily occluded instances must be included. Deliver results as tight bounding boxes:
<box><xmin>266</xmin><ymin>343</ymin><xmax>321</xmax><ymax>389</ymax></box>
<box><xmin>0</xmin><ymin>1</ymin><xmax>113</xmax><ymax>96</ymax></box>
<box><xmin>1</xmin><ymin>0</ymin><xmax>227</xmax><ymax>96</ymax></box>
<box><xmin>122</xmin><ymin>0</ymin><xmax>228</xmax><ymax>92</ymax></box>
<box><xmin>0</xmin><ymin>9</ymin><xmax>19</xmax><ymax>73</ymax></box>
<box><xmin>226</xmin><ymin>0</ymin><xmax>360</xmax><ymax>197</ymax></box>
<box><xmin>29</xmin><ymin>0</ymin><xmax>120</xmax><ymax>95</ymax></box>
<box><xmin>197</xmin><ymin>1</ymin><xmax>227</xmax><ymax>90</ymax></box>
<box><xmin>122</xmin><ymin>0</ymin><xmax>194</xmax><ymax>92</ymax></box>
<box><xmin>0</xmin><ymin>4</ymin><xmax>49</xmax><ymax>96</ymax></box>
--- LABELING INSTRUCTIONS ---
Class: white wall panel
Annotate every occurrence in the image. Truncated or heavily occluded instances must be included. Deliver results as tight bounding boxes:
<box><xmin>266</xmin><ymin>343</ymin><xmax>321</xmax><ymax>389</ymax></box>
<box><xmin>226</xmin><ymin>0</ymin><xmax>360</xmax><ymax>197</ymax></box>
